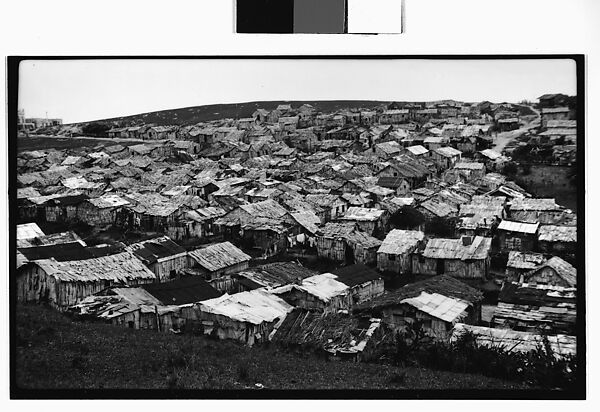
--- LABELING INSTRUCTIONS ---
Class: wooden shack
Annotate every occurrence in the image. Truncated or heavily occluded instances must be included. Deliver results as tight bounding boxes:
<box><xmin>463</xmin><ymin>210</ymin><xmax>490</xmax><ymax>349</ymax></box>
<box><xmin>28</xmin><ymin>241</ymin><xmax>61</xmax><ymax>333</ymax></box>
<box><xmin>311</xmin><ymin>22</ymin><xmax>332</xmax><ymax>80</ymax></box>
<box><xmin>16</xmin><ymin>251</ymin><xmax>157</xmax><ymax>310</ymax></box>
<box><xmin>496</xmin><ymin>220</ymin><xmax>539</xmax><ymax>252</ymax></box>
<box><xmin>187</xmin><ymin>241</ymin><xmax>251</xmax><ymax>280</ymax></box>
<box><xmin>126</xmin><ymin>236</ymin><xmax>189</xmax><ymax>282</ymax></box>
<box><xmin>377</xmin><ymin>229</ymin><xmax>426</xmax><ymax>275</ymax></box>
<box><xmin>354</xmin><ymin>275</ymin><xmax>483</xmax><ymax>341</ymax></box>
<box><xmin>412</xmin><ymin>236</ymin><xmax>492</xmax><ymax>280</ymax></box>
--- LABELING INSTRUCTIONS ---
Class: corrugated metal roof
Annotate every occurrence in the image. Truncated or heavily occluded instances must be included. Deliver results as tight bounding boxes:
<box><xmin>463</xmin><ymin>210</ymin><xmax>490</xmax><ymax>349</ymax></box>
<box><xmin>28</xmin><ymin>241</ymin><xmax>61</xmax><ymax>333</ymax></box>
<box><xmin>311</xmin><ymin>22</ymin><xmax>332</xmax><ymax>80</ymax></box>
<box><xmin>355</xmin><ymin>275</ymin><xmax>483</xmax><ymax>312</ymax></box>
<box><xmin>407</xmin><ymin>145</ymin><xmax>429</xmax><ymax>155</ymax></box>
<box><xmin>497</xmin><ymin>219</ymin><xmax>539</xmax><ymax>234</ymax></box>
<box><xmin>198</xmin><ymin>289</ymin><xmax>293</xmax><ymax>325</ymax></box>
<box><xmin>434</xmin><ymin>147</ymin><xmax>462</xmax><ymax>157</ymax></box>
<box><xmin>142</xmin><ymin>276</ymin><xmax>222</xmax><ymax>305</ymax></box>
<box><xmin>377</xmin><ymin>229</ymin><xmax>425</xmax><ymax>255</ymax></box>
<box><xmin>509</xmin><ymin>198</ymin><xmax>560</xmax><ymax>211</ymax></box>
<box><xmin>422</xmin><ymin>236</ymin><xmax>492</xmax><ymax>260</ymax></box>
<box><xmin>188</xmin><ymin>241</ymin><xmax>251</xmax><ymax>273</ymax></box>
<box><xmin>400</xmin><ymin>292</ymin><xmax>469</xmax><ymax>323</ymax></box>
<box><xmin>342</xmin><ymin>207</ymin><xmax>385</xmax><ymax>222</ymax></box>
<box><xmin>16</xmin><ymin>223</ymin><xmax>45</xmax><ymax>240</ymax></box>
<box><xmin>88</xmin><ymin>194</ymin><xmax>130</xmax><ymax>209</ymax></box>
<box><xmin>25</xmin><ymin>251</ymin><xmax>156</xmax><ymax>283</ymax></box>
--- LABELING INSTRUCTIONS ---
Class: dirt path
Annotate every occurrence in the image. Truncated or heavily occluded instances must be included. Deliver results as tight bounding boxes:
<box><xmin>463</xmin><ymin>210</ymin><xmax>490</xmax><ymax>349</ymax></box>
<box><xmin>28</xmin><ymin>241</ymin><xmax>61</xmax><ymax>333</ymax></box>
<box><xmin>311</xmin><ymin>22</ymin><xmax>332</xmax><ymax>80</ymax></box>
<box><xmin>491</xmin><ymin>106</ymin><xmax>540</xmax><ymax>154</ymax></box>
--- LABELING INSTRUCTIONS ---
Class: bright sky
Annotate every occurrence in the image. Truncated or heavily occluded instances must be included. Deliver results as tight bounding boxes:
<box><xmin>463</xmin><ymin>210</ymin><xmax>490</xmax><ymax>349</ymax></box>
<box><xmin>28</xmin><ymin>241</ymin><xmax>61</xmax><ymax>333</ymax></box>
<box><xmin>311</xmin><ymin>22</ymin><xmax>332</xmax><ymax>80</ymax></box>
<box><xmin>18</xmin><ymin>59</ymin><xmax>577</xmax><ymax>124</ymax></box>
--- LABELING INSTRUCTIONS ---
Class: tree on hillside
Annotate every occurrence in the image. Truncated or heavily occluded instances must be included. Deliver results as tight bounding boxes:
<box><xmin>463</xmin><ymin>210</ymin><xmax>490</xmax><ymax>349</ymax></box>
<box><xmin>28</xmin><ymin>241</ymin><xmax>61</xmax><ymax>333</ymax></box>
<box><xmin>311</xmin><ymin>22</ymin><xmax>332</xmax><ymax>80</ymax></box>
<box><xmin>81</xmin><ymin>123</ymin><xmax>110</xmax><ymax>137</ymax></box>
<box><xmin>390</xmin><ymin>206</ymin><xmax>425</xmax><ymax>230</ymax></box>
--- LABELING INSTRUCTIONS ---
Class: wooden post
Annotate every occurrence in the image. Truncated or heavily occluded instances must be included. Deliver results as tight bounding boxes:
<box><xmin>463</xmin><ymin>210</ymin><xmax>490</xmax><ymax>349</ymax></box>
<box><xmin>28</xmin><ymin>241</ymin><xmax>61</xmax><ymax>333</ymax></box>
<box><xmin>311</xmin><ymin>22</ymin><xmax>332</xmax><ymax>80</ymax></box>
<box><xmin>155</xmin><ymin>305</ymin><xmax>161</xmax><ymax>332</ymax></box>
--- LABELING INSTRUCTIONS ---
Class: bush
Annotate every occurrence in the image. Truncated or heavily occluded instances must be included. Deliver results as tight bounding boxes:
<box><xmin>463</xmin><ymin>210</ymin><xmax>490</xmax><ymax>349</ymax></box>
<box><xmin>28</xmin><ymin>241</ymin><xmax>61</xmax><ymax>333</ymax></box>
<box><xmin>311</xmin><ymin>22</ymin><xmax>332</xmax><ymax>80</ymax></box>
<box><xmin>381</xmin><ymin>323</ymin><xmax>577</xmax><ymax>389</ymax></box>
<box><xmin>390</xmin><ymin>206</ymin><xmax>425</xmax><ymax>230</ymax></box>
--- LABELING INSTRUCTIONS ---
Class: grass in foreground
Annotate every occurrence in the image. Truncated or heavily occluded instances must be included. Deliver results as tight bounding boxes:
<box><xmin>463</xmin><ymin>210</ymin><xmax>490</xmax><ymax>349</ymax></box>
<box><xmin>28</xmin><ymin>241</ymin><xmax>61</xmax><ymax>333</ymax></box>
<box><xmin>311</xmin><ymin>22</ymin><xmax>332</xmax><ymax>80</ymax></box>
<box><xmin>14</xmin><ymin>304</ymin><xmax>532</xmax><ymax>390</ymax></box>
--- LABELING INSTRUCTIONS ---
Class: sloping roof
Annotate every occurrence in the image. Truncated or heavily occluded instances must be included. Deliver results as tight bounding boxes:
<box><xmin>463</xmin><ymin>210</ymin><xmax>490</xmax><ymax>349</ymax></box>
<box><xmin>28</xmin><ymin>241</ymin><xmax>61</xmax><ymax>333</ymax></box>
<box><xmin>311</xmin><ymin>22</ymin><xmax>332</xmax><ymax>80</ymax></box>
<box><xmin>16</xmin><ymin>223</ymin><xmax>45</xmax><ymax>240</ymax></box>
<box><xmin>126</xmin><ymin>236</ymin><xmax>187</xmax><ymax>265</ymax></box>
<box><xmin>286</xmin><ymin>273</ymin><xmax>349</xmax><ymax>302</ymax></box>
<box><xmin>497</xmin><ymin>219</ymin><xmax>539</xmax><ymax>234</ymax></box>
<box><xmin>510</xmin><ymin>198</ymin><xmax>561</xmax><ymax>211</ymax></box>
<box><xmin>88</xmin><ymin>194</ymin><xmax>130</xmax><ymax>209</ymax></box>
<box><xmin>198</xmin><ymin>289</ymin><xmax>293</xmax><ymax>325</ymax></box>
<box><xmin>526</xmin><ymin>256</ymin><xmax>576</xmax><ymax>287</ymax></box>
<box><xmin>142</xmin><ymin>276</ymin><xmax>222</xmax><ymax>305</ymax></box>
<box><xmin>401</xmin><ymin>292</ymin><xmax>470</xmax><ymax>323</ymax></box>
<box><xmin>239</xmin><ymin>199</ymin><xmax>289</xmax><ymax>219</ymax></box>
<box><xmin>342</xmin><ymin>207</ymin><xmax>385</xmax><ymax>222</ymax></box>
<box><xmin>453</xmin><ymin>162</ymin><xmax>485</xmax><ymax>171</ymax></box>
<box><xmin>406</xmin><ymin>145</ymin><xmax>429</xmax><ymax>156</ymax></box>
<box><xmin>23</xmin><ymin>251</ymin><xmax>156</xmax><ymax>283</ymax></box>
<box><xmin>434</xmin><ymin>147</ymin><xmax>462</xmax><ymax>158</ymax></box>
<box><xmin>111</xmin><ymin>287</ymin><xmax>163</xmax><ymax>306</ymax></box>
<box><xmin>422</xmin><ymin>236</ymin><xmax>492</xmax><ymax>260</ymax></box>
<box><xmin>507</xmin><ymin>251</ymin><xmax>547</xmax><ymax>270</ymax></box>
<box><xmin>236</xmin><ymin>262</ymin><xmax>318</xmax><ymax>289</ymax></box>
<box><xmin>479</xmin><ymin>148</ymin><xmax>502</xmax><ymax>160</ymax></box>
<box><xmin>537</xmin><ymin>225</ymin><xmax>576</xmax><ymax>242</ymax></box>
<box><xmin>188</xmin><ymin>241</ymin><xmax>251</xmax><ymax>272</ymax></box>
<box><xmin>355</xmin><ymin>275</ymin><xmax>483</xmax><ymax>312</ymax></box>
<box><xmin>290</xmin><ymin>211</ymin><xmax>321</xmax><ymax>234</ymax></box>
<box><xmin>451</xmin><ymin>324</ymin><xmax>576</xmax><ymax>358</ymax></box>
<box><xmin>377</xmin><ymin>176</ymin><xmax>407</xmax><ymax>189</ymax></box>
<box><xmin>17</xmin><ymin>231</ymin><xmax>86</xmax><ymax>249</ymax></box>
<box><xmin>18</xmin><ymin>242</ymin><xmax>91</xmax><ymax>262</ymax></box>
<box><xmin>317</xmin><ymin>222</ymin><xmax>358</xmax><ymax>238</ymax></box>
<box><xmin>377</xmin><ymin>229</ymin><xmax>425</xmax><ymax>255</ymax></box>
<box><xmin>332</xmin><ymin>264</ymin><xmax>382</xmax><ymax>288</ymax></box>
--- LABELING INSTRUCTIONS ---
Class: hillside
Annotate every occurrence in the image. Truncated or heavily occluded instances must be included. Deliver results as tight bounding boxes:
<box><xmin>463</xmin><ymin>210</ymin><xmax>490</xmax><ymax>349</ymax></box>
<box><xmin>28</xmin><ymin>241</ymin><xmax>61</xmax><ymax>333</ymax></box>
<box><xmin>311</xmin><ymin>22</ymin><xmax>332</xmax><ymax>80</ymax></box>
<box><xmin>75</xmin><ymin>100</ymin><xmax>394</xmax><ymax>127</ymax></box>
<box><xmin>13</xmin><ymin>304</ymin><xmax>532</xmax><ymax>393</ymax></box>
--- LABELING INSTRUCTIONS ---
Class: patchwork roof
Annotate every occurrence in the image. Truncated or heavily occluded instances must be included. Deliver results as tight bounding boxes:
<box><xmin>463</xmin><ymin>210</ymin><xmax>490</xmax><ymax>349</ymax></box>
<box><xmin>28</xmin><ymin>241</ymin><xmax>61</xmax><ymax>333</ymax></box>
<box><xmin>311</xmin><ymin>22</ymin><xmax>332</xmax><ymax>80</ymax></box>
<box><xmin>273</xmin><ymin>273</ymin><xmax>349</xmax><ymax>303</ymax></box>
<box><xmin>507</xmin><ymin>251</ymin><xmax>547</xmax><ymax>270</ymax></box>
<box><xmin>400</xmin><ymin>292</ymin><xmax>470</xmax><ymax>323</ymax></box>
<box><xmin>537</xmin><ymin>225</ymin><xmax>577</xmax><ymax>242</ymax></box>
<box><xmin>236</xmin><ymin>262</ymin><xmax>318</xmax><ymax>289</ymax></box>
<box><xmin>188</xmin><ymin>241</ymin><xmax>251</xmax><ymax>272</ymax></box>
<box><xmin>198</xmin><ymin>289</ymin><xmax>293</xmax><ymax>325</ymax></box>
<box><xmin>377</xmin><ymin>229</ymin><xmax>425</xmax><ymax>256</ymax></box>
<box><xmin>510</xmin><ymin>198</ymin><xmax>561</xmax><ymax>211</ymax></box>
<box><xmin>142</xmin><ymin>276</ymin><xmax>222</xmax><ymax>305</ymax></box>
<box><xmin>355</xmin><ymin>275</ymin><xmax>483</xmax><ymax>312</ymax></box>
<box><xmin>342</xmin><ymin>207</ymin><xmax>385</xmax><ymax>222</ymax></box>
<box><xmin>22</xmin><ymin>251</ymin><xmax>156</xmax><ymax>283</ymax></box>
<box><xmin>88</xmin><ymin>194</ymin><xmax>130</xmax><ymax>209</ymax></box>
<box><xmin>126</xmin><ymin>236</ymin><xmax>187</xmax><ymax>265</ymax></box>
<box><xmin>422</xmin><ymin>236</ymin><xmax>492</xmax><ymax>260</ymax></box>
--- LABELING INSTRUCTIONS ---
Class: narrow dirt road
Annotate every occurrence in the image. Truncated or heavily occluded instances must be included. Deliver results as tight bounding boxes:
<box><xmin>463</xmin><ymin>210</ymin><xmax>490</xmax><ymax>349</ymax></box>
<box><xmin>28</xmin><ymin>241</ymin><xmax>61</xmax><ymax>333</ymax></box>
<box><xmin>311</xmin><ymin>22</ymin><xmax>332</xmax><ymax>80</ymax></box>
<box><xmin>491</xmin><ymin>106</ymin><xmax>540</xmax><ymax>154</ymax></box>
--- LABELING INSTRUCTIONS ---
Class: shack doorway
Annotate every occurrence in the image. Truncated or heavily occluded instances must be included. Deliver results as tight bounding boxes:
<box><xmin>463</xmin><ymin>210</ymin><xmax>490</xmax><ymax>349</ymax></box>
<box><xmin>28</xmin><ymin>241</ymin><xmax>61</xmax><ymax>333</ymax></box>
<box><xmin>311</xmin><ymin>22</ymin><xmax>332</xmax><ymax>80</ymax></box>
<box><xmin>436</xmin><ymin>259</ymin><xmax>445</xmax><ymax>275</ymax></box>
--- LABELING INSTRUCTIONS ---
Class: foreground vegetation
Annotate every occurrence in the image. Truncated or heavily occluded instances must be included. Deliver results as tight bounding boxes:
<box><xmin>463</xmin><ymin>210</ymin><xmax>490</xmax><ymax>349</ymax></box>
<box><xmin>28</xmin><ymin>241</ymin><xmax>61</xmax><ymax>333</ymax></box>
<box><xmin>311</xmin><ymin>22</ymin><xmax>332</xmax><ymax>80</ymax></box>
<box><xmin>15</xmin><ymin>304</ymin><xmax>532</xmax><ymax>391</ymax></box>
